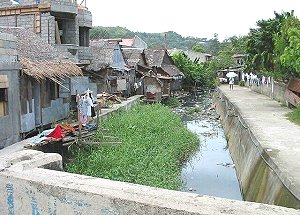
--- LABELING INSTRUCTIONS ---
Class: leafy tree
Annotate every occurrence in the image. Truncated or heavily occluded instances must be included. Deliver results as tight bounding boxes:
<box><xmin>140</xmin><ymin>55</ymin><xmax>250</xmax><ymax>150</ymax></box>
<box><xmin>274</xmin><ymin>15</ymin><xmax>300</xmax><ymax>78</ymax></box>
<box><xmin>192</xmin><ymin>44</ymin><xmax>205</xmax><ymax>53</ymax></box>
<box><xmin>206</xmin><ymin>33</ymin><xmax>221</xmax><ymax>55</ymax></box>
<box><xmin>245</xmin><ymin>11</ymin><xmax>293</xmax><ymax>76</ymax></box>
<box><xmin>171</xmin><ymin>51</ymin><xmax>216</xmax><ymax>88</ymax></box>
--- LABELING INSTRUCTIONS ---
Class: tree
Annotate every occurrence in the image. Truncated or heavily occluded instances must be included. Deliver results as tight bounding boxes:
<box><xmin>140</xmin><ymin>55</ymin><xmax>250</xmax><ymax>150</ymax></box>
<box><xmin>275</xmin><ymin>15</ymin><xmax>300</xmax><ymax>78</ymax></box>
<box><xmin>171</xmin><ymin>51</ymin><xmax>216</xmax><ymax>88</ymax></box>
<box><xmin>206</xmin><ymin>33</ymin><xmax>220</xmax><ymax>55</ymax></box>
<box><xmin>192</xmin><ymin>44</ymin><xmax>205</xmax><ymax>53</ymax></box>
<box><xmin>245</xmin><ymin>11</ymin><xmax>294</xmax><ymax>76</ymax></box>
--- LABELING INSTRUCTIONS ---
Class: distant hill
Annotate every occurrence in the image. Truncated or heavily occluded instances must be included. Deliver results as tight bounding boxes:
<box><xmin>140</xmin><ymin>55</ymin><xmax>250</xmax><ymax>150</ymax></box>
<box><xmin>90</xmin><ymin>26</ymin><xmax>208</xmax><ymax>50</ymax></box>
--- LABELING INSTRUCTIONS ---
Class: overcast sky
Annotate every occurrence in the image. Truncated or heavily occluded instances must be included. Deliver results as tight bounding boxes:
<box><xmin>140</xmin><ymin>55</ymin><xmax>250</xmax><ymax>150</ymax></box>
<box><xmin>86</xmin><ymin>0</ymin><xmax>300</xmax><ymax>41</ymax></box>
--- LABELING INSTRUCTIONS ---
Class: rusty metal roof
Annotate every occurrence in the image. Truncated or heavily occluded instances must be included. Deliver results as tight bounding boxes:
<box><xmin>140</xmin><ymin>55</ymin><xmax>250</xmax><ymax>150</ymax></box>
<box><xmin>288</xmin><ymin>78</ymin><xmax>300</xmax><ymax>93</ymax></box>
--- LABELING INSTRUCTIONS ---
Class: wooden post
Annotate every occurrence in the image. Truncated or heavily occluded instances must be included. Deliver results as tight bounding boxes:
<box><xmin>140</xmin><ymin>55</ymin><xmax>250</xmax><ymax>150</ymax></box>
<box><xmin>96</xmin><ymin>103</ymin><xmax>100</xmax><ymax>130</ymax></box>
<box><xmin>76</xmin><ymin>91</ymin><xmax>82</xmax><ymax>141</ymax></box>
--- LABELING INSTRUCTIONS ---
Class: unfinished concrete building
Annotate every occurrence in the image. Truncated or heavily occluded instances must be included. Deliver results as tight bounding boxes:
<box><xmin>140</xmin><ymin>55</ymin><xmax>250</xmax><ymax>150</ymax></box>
<box><xmin>0</xmin><ymin>0</ymin><xmax>96</xmax><ymax>98</ymax></box>
<box><xmin>0</xmin><ymin>0</ymin><xmax>92</xmax><ymax>64</ymax></box>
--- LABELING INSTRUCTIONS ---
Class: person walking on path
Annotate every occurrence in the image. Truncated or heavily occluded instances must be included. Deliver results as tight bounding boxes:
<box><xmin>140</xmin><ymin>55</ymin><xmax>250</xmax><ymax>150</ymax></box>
<box><xmin>229</xmin><ymin>78</ymin><xmax>234</xmax><ymax>90</ymax></box>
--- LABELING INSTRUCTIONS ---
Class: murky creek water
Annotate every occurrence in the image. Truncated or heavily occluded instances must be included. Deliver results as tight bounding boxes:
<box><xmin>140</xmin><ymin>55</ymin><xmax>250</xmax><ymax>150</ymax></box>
<box><xmin>175</xmin><ymin>90</ymin><xmax>242</xmax><ymax>200</ymax></box>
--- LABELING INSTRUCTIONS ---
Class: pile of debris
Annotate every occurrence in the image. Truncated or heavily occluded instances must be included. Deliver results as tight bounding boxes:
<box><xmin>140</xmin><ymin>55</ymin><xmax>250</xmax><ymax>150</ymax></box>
<box><xmin>97</xmin><ymin>92</ymin><xmax>122</xmax><ymax>108</ymax></box>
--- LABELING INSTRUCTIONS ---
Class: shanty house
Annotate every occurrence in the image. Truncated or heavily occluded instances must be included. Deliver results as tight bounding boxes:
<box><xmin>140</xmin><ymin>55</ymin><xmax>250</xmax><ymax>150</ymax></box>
<box><xmin>122</xmin><ymin>48</ymin><xmax>144</xmax><ymax>95</ymax></box>
<box><xmin>86</xmin><ymin>40</ymin><xmax>132</xmax><ymax>96</ymax></box>
<box><xmin>0</xmin><ymin>27</ymin><xmax>82</xmax><ymax>145</ymax></box>
<box><xmin>140</xmin><ymin>49</ymin><xmax>183</xmax><ymax>96</ymax></box>
<box><xmin>143</xmin><ymin>71</ymin><xmax>163</xmax><ymax>102</ymax></box>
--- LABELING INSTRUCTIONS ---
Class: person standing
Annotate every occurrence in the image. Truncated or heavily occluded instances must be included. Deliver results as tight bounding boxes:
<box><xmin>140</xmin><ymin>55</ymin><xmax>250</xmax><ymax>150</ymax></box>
<box><xmin>229</xmin><ymin>78</ymin><xmax>234</xmax><ymax>90</ymax></box>
<box><xmin>78</xmin><ymin>92</ymin><xmax>94</xmax><ymax>126</ymax></box>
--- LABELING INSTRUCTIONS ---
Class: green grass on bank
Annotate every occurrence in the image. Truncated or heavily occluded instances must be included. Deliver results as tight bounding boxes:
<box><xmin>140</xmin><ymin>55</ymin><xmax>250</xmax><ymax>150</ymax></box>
<box><xmin>287</xmin><ymin>105</ymin><xmax>300</xmax><ymax>125</ymax></box>
<box><xmin>65</xmin><ymin>103</ymin><xmax>199</xmax><ymax>190</ymax></box>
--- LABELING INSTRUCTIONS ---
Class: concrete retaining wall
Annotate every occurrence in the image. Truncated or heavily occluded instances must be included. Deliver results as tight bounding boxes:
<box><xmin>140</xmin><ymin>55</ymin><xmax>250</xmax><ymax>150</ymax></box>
<box><xmin>213</xmin><ymin>88</ymin><xmax>300</xmax><ymax>209</ymax></box>
<box><xmin>0</xmin><ymin>150</ymin><xmax>299</xmax><ymax>215</ymax></box>
<box><xmin>250</xmin><ymin>81</ymin><xmax>287</xmax><ymax>105</ymax></box>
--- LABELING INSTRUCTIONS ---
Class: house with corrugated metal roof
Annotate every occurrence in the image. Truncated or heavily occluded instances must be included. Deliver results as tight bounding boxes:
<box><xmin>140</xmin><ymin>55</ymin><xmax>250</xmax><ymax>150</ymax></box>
<box><xmin>0</xmin><ymin>27</ymin><xmax>82</xmax><ymax>147</ymax></box>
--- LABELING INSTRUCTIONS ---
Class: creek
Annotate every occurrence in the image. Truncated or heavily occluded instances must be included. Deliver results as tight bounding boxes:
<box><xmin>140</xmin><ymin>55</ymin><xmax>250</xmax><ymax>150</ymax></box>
<box><xmin>175</xmin><ymin>89</ymin><xmax>242</xmax><ymax>200</ymax></box>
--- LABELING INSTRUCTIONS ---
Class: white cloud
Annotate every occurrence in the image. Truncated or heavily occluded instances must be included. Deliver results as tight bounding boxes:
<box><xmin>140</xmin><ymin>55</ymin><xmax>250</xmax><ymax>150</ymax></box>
<box><xmin>86</xmin><ymin>0</ymin><xmax>300</xmax><ymax>41</ymax></box>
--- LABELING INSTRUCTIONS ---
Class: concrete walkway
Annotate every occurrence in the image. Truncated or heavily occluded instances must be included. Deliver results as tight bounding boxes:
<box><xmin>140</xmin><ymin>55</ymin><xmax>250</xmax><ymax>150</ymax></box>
<box><xmin>219</xmin><ymin>85</ymin><xmax>300</xmax><ymax>200</ymax></box>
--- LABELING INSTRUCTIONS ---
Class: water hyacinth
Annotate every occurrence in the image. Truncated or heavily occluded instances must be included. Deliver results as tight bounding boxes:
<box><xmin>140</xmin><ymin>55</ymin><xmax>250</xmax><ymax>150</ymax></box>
<box><xmin>66</xmin><ymin>103</ymin><xmax>199</xmax><ymax>190</ymax></box>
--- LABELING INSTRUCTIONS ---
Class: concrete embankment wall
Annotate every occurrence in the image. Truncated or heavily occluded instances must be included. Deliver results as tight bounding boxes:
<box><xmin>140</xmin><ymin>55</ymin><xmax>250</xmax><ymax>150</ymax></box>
<box><xmin>0</xmin><ymin>150</ymin><xmax>299</xmax><ymax>215</ymax></box>
<box><xmin>0</xmin><ymin>94</ymin><xmax>299</xmax><ymax>214</ymax></box>
<box><xmin>213</xmin><ymin>88</ymin><xmax>300</xmax><ymax>209</ymax></box>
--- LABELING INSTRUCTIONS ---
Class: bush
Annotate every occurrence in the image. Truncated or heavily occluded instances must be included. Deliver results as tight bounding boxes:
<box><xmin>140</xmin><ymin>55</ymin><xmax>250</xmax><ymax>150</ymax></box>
<box><xmin>162</xmin><ymin>97</ymin><xmax>181</xmax><ymax>108</ymax></box>
<box><xmin>287</xmin><ymin>105</ymin><xmax>300</xmax><ymax>125</ymax></box>
<box><xmin>239</xmin><ymin>80</ymin><xmax>245</xmax><ymax>86</ymax></box>
<box><xmin>187</xmin><ymin>107</ymin><xmax>202</xmax><ymax>115</ymax></box>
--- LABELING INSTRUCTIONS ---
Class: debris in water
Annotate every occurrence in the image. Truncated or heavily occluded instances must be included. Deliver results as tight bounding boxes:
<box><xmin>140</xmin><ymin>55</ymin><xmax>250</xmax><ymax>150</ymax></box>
<box><xmin>217</xmin><ymin>162</ymin><xmax>235</xmax><ymax>168</ymax></box>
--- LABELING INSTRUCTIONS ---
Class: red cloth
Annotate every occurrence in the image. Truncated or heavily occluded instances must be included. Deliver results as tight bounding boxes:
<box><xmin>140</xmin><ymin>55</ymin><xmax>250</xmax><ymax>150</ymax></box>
<box><xmin>46</xmin><ymin>125</ymin><xmax>63</xmax><ymax>139</ymax></box>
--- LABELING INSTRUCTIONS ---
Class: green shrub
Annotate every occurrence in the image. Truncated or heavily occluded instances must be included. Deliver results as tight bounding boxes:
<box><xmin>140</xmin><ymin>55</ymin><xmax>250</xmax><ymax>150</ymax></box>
<box><xmin>287</xmin><ymin>105</ymin><xmax>300</xmax><ymax>125</ymax></box>
<box><xmin>162</xmin><ymin>97</ymin><xmax>181</xmax><ymax>108</ymax></box>
<box><xmin>239</xmin><ymin>80</ymin><xmax>245</xmax><ymax>86</ymax></box>
<box><xmin>187</xmin><ymin>107</ymin><xmax>202</xmax><ymax>115</ymax></box>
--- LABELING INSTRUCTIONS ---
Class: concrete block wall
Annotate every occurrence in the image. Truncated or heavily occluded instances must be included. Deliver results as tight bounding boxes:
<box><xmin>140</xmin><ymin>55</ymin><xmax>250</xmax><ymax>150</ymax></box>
<box><xmin>0</xmin><ymin>14</ymin><xmax>35</xmax><ymax>31</ymax></box>
<box><xmin>0</xmin><ymin>32</ymin><xmax>21</xmax><ymax>149</ymax></box>
<box><xmin>47</xmin><ymin>0</ymin><xmax>78</xmax><ymax>14</ymax></box>
<box><xmin>19</xmin><ymin>0</ymin><xmax>39</xmax><ymax>4</ymax></box>
<box><xmin>0</xmin><ymin>16</ymin><xmax>16</xmax><ymax>27</ymax></box>
<box><xmin>78</xmin><ymin>46</ymin><xmax>92</xmax><ymax>64</ymax></box>
<box><xmin>70</xmin><ymin>76</ymin><xmax>97</xmax><ymax>97</ymax></box>
<box><xmin>78</xmin><ymin>8</ymin><xmax>92</xmax><ymax>28</ymax></box>
<box><xmin>0</xmin><ymin>149</ymin><xmax>299</xmax><ymax>215</ymax></box>
<box><xmin>17</xmin><ymin>14</ymin><xmax>35</xmax><ymax>31</ymax></box>
<box><xmin>0</xmin><ymin>0</ymin><xmax>12</xmax><ymax>7</ymax></box>
<box><xmin>40</xmin><ymin>13</ymin><xmax>56</xmax><ymax>45</ymax></box>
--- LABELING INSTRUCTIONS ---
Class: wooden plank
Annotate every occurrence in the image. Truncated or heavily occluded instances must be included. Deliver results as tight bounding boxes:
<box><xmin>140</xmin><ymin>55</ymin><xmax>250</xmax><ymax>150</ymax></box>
<box><xmin>81</xmin><ymin>141</ymin><xmax>121</xmax><ymax>145</ymax></box>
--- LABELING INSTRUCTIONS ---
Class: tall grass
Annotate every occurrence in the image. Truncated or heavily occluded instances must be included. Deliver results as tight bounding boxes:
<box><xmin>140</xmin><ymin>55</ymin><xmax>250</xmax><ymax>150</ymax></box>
<box><xmin>287</xmin><ymin>106</ymin><xmax>300</xmax><ymax>125</ymax></box>
<box><xmin>66</xmin><ymin>103</ymin><xmax>199</xmax><ymax>190</ymax></box>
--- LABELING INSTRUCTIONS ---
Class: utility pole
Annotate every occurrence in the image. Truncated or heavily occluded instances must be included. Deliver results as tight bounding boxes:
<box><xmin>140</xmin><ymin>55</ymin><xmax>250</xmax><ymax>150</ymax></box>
<box><xmin>164</xmin><ymin>32</ymin><xmax>167</xmax><ymax>50</ymax></box>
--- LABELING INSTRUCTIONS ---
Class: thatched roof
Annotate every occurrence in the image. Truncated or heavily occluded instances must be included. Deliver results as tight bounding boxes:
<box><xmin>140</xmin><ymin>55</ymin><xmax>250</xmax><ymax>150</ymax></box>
<box><xmin>87</xmin><ymin>41</ymin><xmax>116</xmax><ymax>71</ymax></box>
<box><xmin>122</xmin><ymin>49</ymin><xmax>142</xmax><ymax>67</ymax></box>
<box><xmin>0</xmin><ymin>27</ymin><xmax>82</xmax><ymax>80</ymax></box>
